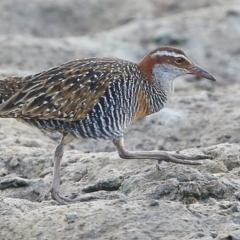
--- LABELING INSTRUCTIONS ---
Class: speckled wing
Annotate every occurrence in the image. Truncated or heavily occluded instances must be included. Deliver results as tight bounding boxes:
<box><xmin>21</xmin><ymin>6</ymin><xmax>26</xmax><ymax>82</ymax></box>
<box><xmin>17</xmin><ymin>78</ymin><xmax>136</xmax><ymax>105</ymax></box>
<box><xmin>0</xmin><ymin>76</ymin><xmax>27</xmax><ymax>103</ymax></box>
<box><xmin>0</xmin><ymin>58</ymin><xmax>121</xmax><ymax>121</ymax></box>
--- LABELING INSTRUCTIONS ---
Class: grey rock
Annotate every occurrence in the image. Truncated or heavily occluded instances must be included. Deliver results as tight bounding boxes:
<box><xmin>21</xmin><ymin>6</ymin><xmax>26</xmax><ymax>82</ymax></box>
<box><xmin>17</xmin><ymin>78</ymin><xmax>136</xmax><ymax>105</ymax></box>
<box><xmin>83</xmin><ymin>174</ymin><xmax>124</xmax><ymax>193</ymax></box>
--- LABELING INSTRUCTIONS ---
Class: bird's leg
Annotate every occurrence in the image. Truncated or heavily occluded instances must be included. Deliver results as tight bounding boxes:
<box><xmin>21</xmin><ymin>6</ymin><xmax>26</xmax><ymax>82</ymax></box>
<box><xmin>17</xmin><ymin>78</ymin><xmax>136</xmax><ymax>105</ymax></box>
<box><xmin>47</xmin><ymin>134</ymin><xmax>96</xmax><ymax>204</ymax></box>
<box><xmin>113</xmin><ymin>138</ymin><xmax>211</xmax><ymax>166</ymax></box>
<box><xmin>49</xmin><ymin>134</ymin><xmax>66</xmax><ymax>204</ymax></box>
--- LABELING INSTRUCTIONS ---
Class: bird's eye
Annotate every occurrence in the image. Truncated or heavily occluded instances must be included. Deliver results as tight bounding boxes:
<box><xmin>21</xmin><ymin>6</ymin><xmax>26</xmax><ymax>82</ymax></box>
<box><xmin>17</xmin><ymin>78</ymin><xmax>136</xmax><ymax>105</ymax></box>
<box><xmin>175</xmin><ymin>57</ymin><xmax>184</xmax><ymax>64</ymax></box>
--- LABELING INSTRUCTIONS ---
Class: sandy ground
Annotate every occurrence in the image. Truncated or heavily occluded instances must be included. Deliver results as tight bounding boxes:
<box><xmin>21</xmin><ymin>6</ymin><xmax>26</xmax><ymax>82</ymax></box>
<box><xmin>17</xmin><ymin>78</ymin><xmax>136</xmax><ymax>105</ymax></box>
<box><xmin>0</xmin><ymin>0</ymin><xmax>240</xmax><ymax>239</ymax></box>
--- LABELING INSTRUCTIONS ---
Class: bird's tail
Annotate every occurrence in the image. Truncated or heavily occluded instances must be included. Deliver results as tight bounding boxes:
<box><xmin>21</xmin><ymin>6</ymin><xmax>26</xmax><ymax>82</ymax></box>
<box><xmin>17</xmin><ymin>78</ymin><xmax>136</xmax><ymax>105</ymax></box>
<box><xmin>0</xmin><ymin>76</ymin><xmax>25</xmax><ymax>104</ymax></box>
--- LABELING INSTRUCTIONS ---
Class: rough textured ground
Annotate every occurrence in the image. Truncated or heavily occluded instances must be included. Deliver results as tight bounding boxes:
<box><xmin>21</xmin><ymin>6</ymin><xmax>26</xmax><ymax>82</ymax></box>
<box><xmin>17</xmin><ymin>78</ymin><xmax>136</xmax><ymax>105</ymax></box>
<box><xmin>0</xmin><ymin>0</ymin><xmax>240</xmax><ymax>239</ymax></box>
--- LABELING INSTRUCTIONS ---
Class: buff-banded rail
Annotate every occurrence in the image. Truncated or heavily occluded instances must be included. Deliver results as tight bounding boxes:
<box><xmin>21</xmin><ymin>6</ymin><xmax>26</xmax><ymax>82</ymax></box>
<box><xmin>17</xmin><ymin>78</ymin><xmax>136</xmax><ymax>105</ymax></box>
<box><xmin>0</xmin><ymin>46</ymin><xmax>216</xmax><ymax>204</ymax></box>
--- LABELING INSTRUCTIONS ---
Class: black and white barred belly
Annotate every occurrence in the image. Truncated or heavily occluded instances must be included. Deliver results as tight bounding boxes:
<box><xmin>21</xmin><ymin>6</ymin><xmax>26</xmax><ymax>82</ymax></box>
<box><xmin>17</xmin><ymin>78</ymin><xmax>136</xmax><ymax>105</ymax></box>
<box><xmin>69</xmin><ymin>77</ymin><xmax>139</xmax><ymax>140</ymax></box>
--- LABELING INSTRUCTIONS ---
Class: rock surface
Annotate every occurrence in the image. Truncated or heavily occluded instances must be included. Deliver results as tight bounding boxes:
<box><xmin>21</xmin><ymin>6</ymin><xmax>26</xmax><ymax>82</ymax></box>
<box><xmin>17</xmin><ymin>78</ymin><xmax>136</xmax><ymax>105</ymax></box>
<box><xmin>0</xmin><ymin>0</ymin><xmax>240</xmax><ymax>239</ymax></box>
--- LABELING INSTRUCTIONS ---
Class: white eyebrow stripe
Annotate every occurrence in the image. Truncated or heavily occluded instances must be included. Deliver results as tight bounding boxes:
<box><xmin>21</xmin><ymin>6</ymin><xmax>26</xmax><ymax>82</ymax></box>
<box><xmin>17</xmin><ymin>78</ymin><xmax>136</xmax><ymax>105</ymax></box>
<box><xmin>152</xmin><ymin>50</ymin><xmax>189</xmax><ymax>61</ymax></box>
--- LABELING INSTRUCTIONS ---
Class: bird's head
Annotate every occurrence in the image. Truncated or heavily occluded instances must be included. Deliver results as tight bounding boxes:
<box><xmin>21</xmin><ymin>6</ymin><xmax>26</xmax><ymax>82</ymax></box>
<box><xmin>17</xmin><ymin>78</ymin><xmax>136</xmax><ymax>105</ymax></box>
<box><xmin>138</xmin><ymin>46</ymin><xmax>216</xmax><ymax>87</ymax></box>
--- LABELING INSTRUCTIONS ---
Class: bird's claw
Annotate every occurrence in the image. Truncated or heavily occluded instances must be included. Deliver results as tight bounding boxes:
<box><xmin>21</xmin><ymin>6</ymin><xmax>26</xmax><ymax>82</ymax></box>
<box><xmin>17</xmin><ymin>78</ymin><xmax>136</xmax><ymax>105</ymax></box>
<box><xmin>156</xmin><ymin>153</ymin><xmax>212</xmax><ymax>170</ymax></box>
<box><xmin>50</xmin><ymin>190</ymin><xmax>97</xmax><ymax>205</ymax></box>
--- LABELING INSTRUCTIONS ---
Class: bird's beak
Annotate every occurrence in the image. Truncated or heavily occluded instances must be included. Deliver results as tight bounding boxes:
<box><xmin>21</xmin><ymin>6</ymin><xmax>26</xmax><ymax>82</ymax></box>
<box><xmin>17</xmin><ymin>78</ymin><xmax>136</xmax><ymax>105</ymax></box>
<box><xmin>187</xmin><ymin>64</ymin><xmax>216</xmax><ymax>81</ymax></box>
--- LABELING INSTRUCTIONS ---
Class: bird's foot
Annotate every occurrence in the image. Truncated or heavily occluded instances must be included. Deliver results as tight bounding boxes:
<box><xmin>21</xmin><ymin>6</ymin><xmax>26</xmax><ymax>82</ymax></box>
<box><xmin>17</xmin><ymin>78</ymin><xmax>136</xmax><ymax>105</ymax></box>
<box><xmin>50</xmin><ymin>189</ymin><xmax>96</xmax><ymax>205</ymax></box>
<box><xmin>156</xmin><ymin>152</ymin><xmax>212</xmax><ymax>170</ymax></box>
<box><xmin>37</xmin><ymin>187</ymin><xmax>97</xmax><ymax>204</ymax></box>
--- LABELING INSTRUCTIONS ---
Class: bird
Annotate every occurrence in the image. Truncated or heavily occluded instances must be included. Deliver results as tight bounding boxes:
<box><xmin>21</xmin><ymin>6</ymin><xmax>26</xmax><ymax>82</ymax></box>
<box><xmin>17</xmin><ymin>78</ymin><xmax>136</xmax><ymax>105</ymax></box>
<box><xmin>0</xmin><ymin>46</ymin><xmax>216</xmax><ymax>204</ymax></box>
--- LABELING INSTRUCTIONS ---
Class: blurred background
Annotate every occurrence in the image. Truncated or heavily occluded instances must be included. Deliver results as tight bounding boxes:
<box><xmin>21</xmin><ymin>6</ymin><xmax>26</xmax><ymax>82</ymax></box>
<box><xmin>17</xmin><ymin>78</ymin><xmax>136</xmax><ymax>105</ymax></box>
<box><xmin>0</xmin><ymin>0</ymin><xmax>239</xmax><ymax>153</ymax></box>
